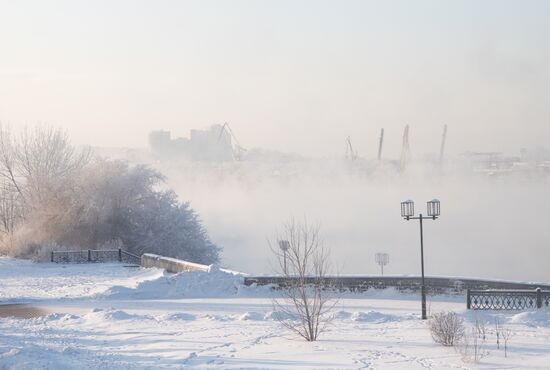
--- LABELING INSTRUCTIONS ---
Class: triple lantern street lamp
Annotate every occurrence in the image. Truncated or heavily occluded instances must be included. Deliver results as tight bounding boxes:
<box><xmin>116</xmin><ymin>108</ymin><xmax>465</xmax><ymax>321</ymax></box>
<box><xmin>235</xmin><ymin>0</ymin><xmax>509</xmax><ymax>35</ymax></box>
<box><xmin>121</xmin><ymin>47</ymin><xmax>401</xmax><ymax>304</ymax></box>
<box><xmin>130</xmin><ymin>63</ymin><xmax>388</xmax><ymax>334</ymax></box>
<box><xmin>375</xmin><ymin>253</ymin><xmax>389</xmax><ymax>276</ymax></box>
<box><xmin>401</xmin><ymin>199</ymin><xmax>440</xmax><ymax>320</ymax></box>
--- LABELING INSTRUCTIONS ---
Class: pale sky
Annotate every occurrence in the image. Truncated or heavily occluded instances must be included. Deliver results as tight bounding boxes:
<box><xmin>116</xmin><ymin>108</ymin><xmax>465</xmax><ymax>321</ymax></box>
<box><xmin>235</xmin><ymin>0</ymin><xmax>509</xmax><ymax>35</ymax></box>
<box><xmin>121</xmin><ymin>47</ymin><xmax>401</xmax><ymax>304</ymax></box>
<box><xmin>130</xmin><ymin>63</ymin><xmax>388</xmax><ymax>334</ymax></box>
<box><xmin>1</xmin><ymin>0</ymin><xmax>549</xmax><ymax>158</ymax></box>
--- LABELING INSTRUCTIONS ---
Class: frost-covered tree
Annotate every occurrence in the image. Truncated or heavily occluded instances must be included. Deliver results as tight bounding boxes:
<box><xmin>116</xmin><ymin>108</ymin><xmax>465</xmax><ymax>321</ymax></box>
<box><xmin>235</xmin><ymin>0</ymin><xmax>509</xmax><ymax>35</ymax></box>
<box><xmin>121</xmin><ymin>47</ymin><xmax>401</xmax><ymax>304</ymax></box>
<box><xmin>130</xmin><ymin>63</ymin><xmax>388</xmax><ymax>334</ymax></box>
<box><xmin>63</xmin><ymin>160</ymin><xmax>220</xmax><ymax>263</ymax></box>
<box><xmin>0</xmin><ymin>124</ymin><xmax>91</xmax><ymax>206</ymax></box>
<box><xmin>0</xmin><ymin>124</ymin><xmax>90</xmax><ymax>253</ymax></box>
<box><xmin>0</xmin><ymin>124</ymin><xmax>220</xmax><ymax>264</ymax></box>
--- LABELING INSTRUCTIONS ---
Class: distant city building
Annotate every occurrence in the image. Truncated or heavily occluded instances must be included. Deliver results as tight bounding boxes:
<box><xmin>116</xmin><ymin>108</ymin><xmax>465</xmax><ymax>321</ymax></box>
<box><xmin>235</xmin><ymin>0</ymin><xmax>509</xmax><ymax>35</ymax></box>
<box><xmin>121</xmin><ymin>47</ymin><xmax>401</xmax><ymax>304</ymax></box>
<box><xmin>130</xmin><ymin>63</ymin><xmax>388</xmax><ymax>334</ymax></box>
<box><xmin>149</xmin><ymin>125</ymin><xmax>234</xmax><ymax>162</ymax></box>
<box><xmin>148</xmin><ymin>130</ymin><xmax>172</xmax><ymax>157</ymax></box>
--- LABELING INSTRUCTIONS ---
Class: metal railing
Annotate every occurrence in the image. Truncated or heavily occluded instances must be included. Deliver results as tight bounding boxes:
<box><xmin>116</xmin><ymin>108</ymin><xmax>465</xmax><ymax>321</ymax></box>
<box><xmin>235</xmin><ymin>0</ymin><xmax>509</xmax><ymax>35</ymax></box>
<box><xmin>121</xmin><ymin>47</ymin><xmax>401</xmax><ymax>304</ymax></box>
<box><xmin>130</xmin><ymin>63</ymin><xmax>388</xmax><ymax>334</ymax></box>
<box><xmin>467</xmin><ymin>288</ymin><xmax>550</xmax><ymax>310</ymax></box>
<box><xmin>50</xmin><ymin>249</ymin><xmax>141</xmax><ymax>265</ymax></box>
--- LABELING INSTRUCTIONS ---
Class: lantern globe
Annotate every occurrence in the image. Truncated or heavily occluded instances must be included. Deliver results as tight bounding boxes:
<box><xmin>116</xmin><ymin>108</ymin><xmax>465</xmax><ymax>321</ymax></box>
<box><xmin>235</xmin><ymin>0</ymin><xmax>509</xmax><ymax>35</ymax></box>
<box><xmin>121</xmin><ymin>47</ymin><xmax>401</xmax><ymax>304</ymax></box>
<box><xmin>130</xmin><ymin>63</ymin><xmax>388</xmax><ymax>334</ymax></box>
<box><xmin>278</xmin><ymin>240</ymin><xmax>290</xmax><ymax>252</ymax></box>
<box><xmin>427</xmin><ymin>199</ymin><xmax>440</xmax><ymax>217</ymax></box>
<box><xmin>401</xmin><ymin>200</ymin><xmax>415</xmax><ymax>218</ymax></box>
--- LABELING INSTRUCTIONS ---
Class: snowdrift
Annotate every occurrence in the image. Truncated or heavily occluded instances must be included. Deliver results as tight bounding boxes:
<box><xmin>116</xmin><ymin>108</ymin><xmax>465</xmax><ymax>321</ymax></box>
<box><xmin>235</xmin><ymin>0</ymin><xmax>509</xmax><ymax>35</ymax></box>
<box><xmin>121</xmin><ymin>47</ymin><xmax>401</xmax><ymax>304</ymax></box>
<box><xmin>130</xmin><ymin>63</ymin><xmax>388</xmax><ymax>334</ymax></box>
<box><xmin>104</xmin><ymin>264</ymin><xmax>247</xmax><ymax>299</ymax></box>
<box><xmin>511</xmin><ymin>309</ymin><xmax>550</xmax><ymax>327</ymax></box>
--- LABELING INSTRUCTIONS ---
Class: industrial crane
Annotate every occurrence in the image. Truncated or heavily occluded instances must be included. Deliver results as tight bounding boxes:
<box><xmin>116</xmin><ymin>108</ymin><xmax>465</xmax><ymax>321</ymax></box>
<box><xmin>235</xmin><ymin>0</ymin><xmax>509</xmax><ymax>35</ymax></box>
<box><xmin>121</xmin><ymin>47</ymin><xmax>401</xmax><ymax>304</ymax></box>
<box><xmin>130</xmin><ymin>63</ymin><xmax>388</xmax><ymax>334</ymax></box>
<box><xmin>400</xmin><ymin>125</ymin><xmax>410</xmax><ymax>171</ymax></box>
<box><xmin>377</xmin><ymin>128</ymin><xmax>384</xmax><ymax>161</ymax></box>
<box><xmin>439</xmin><ymin>124</ymin><xmax>447</xmax><ymax>164</ymax></box>
<box><xmin>218</xmin><ymin>122</ymin><xmax>247</xmax><ymax>161</ymax></box>
<box><xmin>345</xmin><ymin>136</ymin><xmax>358</xmax><ymax>161</ymax></box>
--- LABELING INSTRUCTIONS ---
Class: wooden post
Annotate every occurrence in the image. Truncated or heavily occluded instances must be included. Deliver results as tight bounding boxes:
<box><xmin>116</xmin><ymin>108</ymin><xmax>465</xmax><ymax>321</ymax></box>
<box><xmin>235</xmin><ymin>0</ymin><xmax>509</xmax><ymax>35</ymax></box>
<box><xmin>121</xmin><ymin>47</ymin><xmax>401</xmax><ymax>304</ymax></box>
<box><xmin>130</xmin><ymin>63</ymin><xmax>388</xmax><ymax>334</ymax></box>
<box><xmin>466</xmin><ymin>289</ymin><xmax>471</xmax><ymax>309</ymax></box>
<box><xmin>118</xmin><ymin>248</ymin><xmax>122</xmax><ymax>262</ymax></box>
<box><xmin>536</xmin><ymin>287</ymin><xmax>542</xmax><ymax>309</ymax></box>
<box><xmin>88</xmin><ymin>249</ymin><xmax>91</xmax><ymax>262</ymax></box>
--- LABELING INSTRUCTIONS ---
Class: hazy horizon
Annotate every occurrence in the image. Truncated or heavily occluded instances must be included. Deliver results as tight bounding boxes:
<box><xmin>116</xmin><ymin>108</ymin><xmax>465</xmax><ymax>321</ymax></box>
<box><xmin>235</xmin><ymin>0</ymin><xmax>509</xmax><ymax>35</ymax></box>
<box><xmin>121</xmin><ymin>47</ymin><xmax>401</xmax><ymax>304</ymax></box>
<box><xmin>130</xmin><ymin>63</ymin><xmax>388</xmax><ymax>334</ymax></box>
<box><xmin>1</xmin><ymin>0</ymin><xmax>550</xmax><ymax>158</ymax></box>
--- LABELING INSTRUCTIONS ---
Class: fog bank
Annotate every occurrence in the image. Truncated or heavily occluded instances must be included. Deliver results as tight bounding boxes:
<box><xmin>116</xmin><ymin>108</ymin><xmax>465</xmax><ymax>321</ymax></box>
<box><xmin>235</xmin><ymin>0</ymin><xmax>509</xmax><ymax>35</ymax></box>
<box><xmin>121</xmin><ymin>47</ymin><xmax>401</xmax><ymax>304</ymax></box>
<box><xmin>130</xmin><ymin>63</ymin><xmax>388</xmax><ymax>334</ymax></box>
<box><xmin>159</xmin><ymin>161</ymin><xmax>550</xmax><ymax>283</ymax></box>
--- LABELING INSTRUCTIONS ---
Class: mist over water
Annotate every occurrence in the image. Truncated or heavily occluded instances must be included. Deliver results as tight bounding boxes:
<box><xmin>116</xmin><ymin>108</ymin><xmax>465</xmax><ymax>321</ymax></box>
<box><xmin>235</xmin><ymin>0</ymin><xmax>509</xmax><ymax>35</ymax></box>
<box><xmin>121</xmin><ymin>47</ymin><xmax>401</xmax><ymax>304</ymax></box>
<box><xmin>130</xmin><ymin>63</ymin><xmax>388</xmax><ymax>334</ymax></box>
<box><xmin>160</xmin><ymin>160</ymin><xmax>550</xmax><ymax>283</ymax></box>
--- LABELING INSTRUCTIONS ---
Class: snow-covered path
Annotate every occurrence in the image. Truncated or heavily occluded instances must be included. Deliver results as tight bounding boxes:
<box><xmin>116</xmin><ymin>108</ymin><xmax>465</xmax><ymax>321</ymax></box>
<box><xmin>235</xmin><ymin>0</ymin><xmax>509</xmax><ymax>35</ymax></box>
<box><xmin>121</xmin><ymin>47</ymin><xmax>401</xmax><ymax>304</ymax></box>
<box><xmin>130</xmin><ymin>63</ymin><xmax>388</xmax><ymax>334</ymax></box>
<box><xmin>1</xmin><ymin>258</ymin><xmax>550</xmax><ymax>369</ymax></box>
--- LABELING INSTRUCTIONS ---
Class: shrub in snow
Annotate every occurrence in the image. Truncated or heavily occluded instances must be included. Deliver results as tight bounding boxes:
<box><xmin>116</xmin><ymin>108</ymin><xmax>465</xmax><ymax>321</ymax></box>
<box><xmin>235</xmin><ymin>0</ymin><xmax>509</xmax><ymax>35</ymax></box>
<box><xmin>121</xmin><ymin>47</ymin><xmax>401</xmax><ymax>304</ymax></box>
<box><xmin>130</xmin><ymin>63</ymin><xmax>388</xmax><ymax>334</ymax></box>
<box><xmin>459</xmin><ymin>327</ymin><xmax>489</xmax><ymax>363</ymax></box>
<box><xmin>429</xmin><ymin>311</ymin><xmax>465</xmax><ymax>347</ymax></box>
<box><xmin>501</xmin><ymin>327</ymin><xmax>514</xmax><ymax>358</ymax></box>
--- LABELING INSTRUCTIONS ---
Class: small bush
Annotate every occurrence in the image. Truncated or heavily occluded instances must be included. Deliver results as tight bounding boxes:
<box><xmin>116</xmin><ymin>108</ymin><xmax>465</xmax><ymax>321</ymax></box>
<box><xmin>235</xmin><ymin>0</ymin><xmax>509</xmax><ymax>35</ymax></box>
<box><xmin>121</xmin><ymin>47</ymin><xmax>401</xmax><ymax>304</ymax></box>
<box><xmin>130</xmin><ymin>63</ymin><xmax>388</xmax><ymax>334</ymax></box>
<box><xmin>459</xmin><ymin>327</ymin><xmax>489</xmax><ymax>363</ymax></box>
<box><xmin>429</xmin><ymin>311</ymin><xmax>465</xmax><ymax>347</ymax></box>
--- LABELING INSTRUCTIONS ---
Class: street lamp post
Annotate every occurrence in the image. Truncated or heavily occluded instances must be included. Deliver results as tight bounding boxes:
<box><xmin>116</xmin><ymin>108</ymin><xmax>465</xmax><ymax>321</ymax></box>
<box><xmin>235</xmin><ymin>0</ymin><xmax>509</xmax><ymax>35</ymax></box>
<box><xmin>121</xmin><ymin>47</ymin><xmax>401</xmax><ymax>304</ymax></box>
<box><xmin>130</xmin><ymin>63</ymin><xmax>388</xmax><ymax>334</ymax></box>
<box><xmin>278</xmin><ymin>240</ymin><xmax>290</xmax><ymax>275</ymax></box>
<box><xmin>375</xmin><ymin>253</ymin><xmax>389</xmax><ymax>276</ymax></box>
<box><xmin>401</xmin><ymin>199</ymin><xmax>440</xmax><ymax>320</ymax></box>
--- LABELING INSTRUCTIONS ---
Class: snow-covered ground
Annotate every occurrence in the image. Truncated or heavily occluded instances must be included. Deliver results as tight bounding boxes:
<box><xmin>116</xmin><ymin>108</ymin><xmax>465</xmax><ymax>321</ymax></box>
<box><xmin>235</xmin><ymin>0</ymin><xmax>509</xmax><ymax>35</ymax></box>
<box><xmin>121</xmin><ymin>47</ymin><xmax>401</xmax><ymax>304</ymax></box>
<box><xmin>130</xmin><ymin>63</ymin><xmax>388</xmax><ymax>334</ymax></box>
<box><xmin>1</xmin><ymin>258</ymin><xmax>549</xmax><ymax>369</ymax></box>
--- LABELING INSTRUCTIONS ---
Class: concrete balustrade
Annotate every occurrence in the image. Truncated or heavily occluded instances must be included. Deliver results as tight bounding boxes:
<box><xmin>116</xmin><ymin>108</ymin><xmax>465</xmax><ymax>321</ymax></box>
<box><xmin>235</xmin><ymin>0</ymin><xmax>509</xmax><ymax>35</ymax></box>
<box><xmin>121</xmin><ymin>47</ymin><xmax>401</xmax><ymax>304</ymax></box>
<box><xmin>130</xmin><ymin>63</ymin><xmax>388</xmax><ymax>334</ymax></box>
<box><xmin>141</xmin><ymin>253</ymin><xmax>209</xmax><ymax>273</ymax></box>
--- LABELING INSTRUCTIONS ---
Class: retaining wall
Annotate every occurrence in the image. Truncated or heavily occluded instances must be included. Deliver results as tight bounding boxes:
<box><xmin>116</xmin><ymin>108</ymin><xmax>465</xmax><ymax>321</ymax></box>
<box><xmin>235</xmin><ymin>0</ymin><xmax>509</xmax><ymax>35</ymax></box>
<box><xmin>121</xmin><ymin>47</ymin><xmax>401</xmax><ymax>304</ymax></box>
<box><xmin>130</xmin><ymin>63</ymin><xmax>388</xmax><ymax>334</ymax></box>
<box><xmin>244</xmin><ymin>276</ymin><xmax>550</xmax><ymax>294</ymax></box>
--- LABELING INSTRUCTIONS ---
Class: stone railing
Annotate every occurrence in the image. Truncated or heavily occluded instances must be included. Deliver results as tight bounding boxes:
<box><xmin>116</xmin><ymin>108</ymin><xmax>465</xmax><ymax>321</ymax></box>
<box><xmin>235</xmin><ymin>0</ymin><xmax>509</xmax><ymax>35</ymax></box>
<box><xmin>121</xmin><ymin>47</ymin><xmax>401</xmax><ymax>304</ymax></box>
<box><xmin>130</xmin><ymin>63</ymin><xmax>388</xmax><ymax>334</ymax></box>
<box><xmin>141</xmin><ymin>253</ymin><xmax>209</xmax><ymax>273</ymax></box>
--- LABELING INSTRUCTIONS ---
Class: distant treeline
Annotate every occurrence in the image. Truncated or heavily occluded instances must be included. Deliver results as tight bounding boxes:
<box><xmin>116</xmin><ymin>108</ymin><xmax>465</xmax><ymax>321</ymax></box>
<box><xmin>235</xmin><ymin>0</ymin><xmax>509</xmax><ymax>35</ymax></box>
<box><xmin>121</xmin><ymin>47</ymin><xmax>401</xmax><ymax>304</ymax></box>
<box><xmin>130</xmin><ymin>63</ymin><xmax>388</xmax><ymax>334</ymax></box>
<box><xmin>0</xmin><ymin>125</ymin><xmax>220</xmax><ymax>264</ymax></box>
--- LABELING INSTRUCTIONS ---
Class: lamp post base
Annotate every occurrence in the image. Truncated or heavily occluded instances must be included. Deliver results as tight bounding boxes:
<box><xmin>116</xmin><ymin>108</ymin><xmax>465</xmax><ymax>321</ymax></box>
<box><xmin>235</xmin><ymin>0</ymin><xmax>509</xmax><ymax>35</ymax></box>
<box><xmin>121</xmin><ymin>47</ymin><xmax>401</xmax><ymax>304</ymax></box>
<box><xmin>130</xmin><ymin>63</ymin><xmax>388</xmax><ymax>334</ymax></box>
<box><xmin>421</xmin><ymin>285</ymin><xmax>427</xmax><ymax>320</ymax></box>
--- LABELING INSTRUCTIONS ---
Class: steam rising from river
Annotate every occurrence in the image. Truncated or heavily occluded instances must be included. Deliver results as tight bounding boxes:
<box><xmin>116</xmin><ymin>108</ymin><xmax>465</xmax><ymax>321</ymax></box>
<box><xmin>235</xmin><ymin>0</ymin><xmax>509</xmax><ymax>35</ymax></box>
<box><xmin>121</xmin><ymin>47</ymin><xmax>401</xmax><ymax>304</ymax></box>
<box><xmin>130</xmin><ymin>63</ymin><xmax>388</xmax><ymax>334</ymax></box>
<box><xmin>161</xmin><ymin>160</ymin><xmax>550</xmax><ymax>282</ymax></box>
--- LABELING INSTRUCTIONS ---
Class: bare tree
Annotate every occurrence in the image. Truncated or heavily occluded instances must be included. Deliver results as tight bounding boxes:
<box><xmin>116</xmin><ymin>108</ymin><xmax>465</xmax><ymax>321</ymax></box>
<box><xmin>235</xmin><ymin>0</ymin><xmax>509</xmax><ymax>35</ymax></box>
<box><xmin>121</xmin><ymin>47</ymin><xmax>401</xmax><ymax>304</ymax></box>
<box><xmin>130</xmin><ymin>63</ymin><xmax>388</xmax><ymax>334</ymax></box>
<box><xmin>271</xmin><ymin>219</ymin><xmax>337</xmax><ymax>342</ymax></box>
<box><xmin>0</xmin><ymin>125</ymin><xmax>92</xmax><ymax>252</ymax></box>
<box><xmin>501</xmin><ymin>327</ymin><xmax>514</xmax><ymax>358</ymax></box>
<box><xmin>0</xmin><ymin>181</ymin><xmax>22</xmax><ymax>245</ymax></box>
<box><xmin>0</xmin><ymin>125</ymin><xmax>24</xmax><ymax>201</ymax></box>
<box><xmin>0</xmin><ymin>124</ymin><xmax>90</xmax><ymax>209</ymax></box>
<box><xmin>474</xmin><ymin>314</ymin><xmax>488</xmax><ymax>341</ymax></box>
<box><xmin>16</xmin><ymin>125</ymin><xmax>91</xmax><ymax>200</ymax></box>
<box><xmin>429</xmin><ymin>311</ymin><xmax>465</xmax><ymax>346</ymax></box>
<box><xmin>495</xmin><ymin>317</ymin><xmax>501</xmax><ymax>349</ymax></box>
